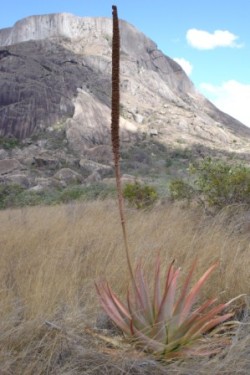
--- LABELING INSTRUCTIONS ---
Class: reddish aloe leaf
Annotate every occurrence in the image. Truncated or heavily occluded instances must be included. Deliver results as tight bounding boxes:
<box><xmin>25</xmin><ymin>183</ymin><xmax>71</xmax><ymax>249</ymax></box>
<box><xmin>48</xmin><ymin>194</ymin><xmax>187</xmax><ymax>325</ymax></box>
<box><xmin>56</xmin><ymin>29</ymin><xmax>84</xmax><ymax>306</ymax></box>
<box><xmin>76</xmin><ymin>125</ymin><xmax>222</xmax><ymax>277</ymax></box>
<box><xmin>190</xmin><ymin>297</ymin><xmax>218</xmax><ymax>316</ymax></box>
<box><xmin>134</xmin><ymin>264</ymin><xmax>154</xmax><ymax>325</ymax></box>
<box><xmin>153</xmin><ymin>255</ymin><xmax>162</xmax><ymax>316</ymax></box>
<box><xmin>108</xmin><ymin>295</ymin><xmax>131</xmax><ymax>323</ymax></box>
<box><xmin>127</xmin><ymin>288</ymin><xmax>150</xmax><ymax>331</ymax></box>
<box><xmin>169</xmin><ymin>298</ymin><xmax>217</xmax><ymax>340</ymax></box>
<box><xmin>184</xmin><ymin>314</ymin><xmax>233</xmax><ymax>345</ymax></box>
<box><xmin>96</xmin><ymin>295</ymin><xmax>131</xmax><ymax>334</ymax></box>
<box><xmin>96</xmin><ymin>283</ymin><xmax>131</xmax><ymax>319</ymax></box>
<box><xmin>169</xmin><ymin>298</ymin><xmax>218</xmax><ymax>340</ymax></box>
<box><xmin>156</xmin><ymin>266</ymin><xmax>180</xmax><ymax>324</ymax></box>
<box><xmin>105</xmin><ymin>283</ymin><xmax>131</xmax><ymax>318</ymax></box>
<box><xmin>95</xmin><ymin>282</ymin><xmax>132</xmax><ymax>333</ymax></box>
<box><xmin>179</xmin><ymin>262</ymin><xmax>219</xmax><ymax>324</ymax></box>
<box><xmin>183</xmin><ymin>304</ymin><xmax>233</xmax><ymax>340</ymax></box>
<box><xmin>98</xmin><ymin>282</ymin><xmax>130</xmax><ymax>320</ymax></box>
<box><xmin>166</xmin><ymin>260</ymin><xmax>176</xmax><ymax>289</ymax></box>
<box><xmin>129</xmin><ymin>265</ymin><xmax>146</xmax><ymax>314</ymax></box>
<box><xmin>174</xmin><ymin>259</ymin><xmax>197</xmax><ymax>316</ymax></box>
<box><xmin>195</xmin><ymin>313</ymin><xmax>233</xmax><ymax>337</ymax></box>
<box><xmin>151</xmin><ymin>266</ymin><xmax>180</xmax><ymax>344</ymax></box>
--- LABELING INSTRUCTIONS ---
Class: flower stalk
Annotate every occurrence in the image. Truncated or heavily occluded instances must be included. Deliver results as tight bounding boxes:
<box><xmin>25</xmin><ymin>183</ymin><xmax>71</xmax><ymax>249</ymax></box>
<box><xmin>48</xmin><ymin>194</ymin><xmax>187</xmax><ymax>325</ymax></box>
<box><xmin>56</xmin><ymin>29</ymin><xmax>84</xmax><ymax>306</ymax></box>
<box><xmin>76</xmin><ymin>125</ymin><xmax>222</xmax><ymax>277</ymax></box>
<box><xmin>111</xmin><ymin>5</ymin><xmax>134</xmax><ymax>282</ymax></box>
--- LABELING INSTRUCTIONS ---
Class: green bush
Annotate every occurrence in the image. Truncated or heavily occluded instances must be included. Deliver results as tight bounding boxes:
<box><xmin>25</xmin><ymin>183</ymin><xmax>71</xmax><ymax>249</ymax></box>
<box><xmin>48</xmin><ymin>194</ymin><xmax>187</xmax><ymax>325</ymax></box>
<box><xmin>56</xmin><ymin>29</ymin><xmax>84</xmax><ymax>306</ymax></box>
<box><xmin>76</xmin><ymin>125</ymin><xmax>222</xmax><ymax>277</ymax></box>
<box><xmin>169</xmin><ymin>179</ymin><xmax>195</xmax><ymax>202</ymax></box>
<box><xmin>169</xmin><ymin>158</ymin><xmax>250</xmax><ymax>208</ymax></box>
<box><xmin>193</xmin><ymin>158</ymin><xmax>250</xmax><ymax>207</ymax></box>
<box><xmin>0</xmin><ymin>183</ymin><xmax>116</xmax><ymax>209</ymax></box>
<box><xmin>59</xmin><ymin>184</ymin><xmax>115</xmax><ymax>202</ymax></box>
<box><xmin>123</xmin><ymin>181</ymin><xmax>158</xmax><ymax>209</ymax></box>
<box><xmin>0</xmin><ymin>136</ymin><xmax>20</xmax><ymax>149</ymax></box>
<box><xmin>0</xmin><ymin>187</ymin><xmax>58</xmax><ymax>208</ymax></box>
<box><xmin>0</xmin><ymin>184</ymin><xmax>24</xmax><ymax>208</ymax></box>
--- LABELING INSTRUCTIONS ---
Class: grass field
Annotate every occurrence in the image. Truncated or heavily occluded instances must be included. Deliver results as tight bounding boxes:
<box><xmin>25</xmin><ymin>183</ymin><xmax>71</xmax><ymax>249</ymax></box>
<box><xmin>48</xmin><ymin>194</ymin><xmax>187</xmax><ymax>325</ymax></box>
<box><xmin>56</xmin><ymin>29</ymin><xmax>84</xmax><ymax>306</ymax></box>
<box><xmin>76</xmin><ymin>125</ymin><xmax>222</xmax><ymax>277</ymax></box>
<box><xmin>0</xmin><ymin>200</ymin><xmax>249</xmax><ymax>374</ymax></box>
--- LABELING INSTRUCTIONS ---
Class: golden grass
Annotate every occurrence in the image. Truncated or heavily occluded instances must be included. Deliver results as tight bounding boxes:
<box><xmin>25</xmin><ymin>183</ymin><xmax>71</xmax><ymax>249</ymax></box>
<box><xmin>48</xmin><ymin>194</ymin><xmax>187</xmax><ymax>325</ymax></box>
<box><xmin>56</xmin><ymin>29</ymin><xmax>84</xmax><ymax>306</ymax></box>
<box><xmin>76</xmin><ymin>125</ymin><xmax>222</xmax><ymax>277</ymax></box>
<box><xmin>0</xmin><ymin>200</ymin><xmax>249</xmax><ymax>374</ymax></box>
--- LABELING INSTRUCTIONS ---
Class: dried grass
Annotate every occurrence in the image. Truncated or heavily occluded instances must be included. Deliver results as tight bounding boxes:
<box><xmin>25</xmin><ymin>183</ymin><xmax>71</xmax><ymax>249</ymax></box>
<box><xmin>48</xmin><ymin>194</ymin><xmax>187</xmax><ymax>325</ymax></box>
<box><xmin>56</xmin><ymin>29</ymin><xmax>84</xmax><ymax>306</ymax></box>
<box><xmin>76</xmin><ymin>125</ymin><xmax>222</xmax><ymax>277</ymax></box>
<box><xmin>0</xmin><ymin>200</ymin><xmax>249</xmax><ymax>374</ymax></box>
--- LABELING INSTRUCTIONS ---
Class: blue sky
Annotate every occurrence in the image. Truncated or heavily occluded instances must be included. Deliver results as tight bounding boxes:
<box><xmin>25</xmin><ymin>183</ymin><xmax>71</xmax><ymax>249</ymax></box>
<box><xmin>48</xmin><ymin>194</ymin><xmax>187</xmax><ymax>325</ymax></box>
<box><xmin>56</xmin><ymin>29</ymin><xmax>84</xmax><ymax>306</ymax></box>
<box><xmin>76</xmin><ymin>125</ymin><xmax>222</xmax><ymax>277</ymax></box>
<box><xmin>1</xmin><ymin>0</ymin><xmax>250</xmax><ymax>127</ymax></box>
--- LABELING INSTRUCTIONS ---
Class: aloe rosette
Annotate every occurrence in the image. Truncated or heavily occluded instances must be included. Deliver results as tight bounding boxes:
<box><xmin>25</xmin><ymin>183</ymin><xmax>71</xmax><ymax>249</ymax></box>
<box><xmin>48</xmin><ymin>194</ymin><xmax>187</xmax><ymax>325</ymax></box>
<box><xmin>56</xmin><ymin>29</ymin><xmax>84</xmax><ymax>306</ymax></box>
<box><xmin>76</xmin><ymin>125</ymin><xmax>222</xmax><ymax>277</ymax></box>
<box><xmin>96</xmin><ymin>259</ymin><xmax>233</xmax><ymax>358</ymax></box>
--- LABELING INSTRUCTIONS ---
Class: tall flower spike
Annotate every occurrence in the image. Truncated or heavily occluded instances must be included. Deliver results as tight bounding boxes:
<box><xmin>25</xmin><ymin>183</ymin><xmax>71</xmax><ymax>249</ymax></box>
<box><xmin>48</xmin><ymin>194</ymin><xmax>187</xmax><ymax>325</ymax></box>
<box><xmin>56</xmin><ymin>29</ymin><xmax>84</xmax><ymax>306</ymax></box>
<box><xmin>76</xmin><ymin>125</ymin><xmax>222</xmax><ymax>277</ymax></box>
<box><xmin>111</xmin><ymin>5</ymin><xmax>134</xmax><ymax>282</ymax></box>
<box><xmin>111</xmin><ymin>5</ymin><xmax>120</xmax><ymax>163</ymax></box>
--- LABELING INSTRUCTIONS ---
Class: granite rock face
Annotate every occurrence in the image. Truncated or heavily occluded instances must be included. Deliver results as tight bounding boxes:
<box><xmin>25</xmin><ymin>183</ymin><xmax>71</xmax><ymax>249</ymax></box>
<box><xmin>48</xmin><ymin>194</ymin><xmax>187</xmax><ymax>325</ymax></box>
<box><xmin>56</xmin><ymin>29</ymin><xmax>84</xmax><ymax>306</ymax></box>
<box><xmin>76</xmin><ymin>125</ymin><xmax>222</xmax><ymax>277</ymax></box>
<box><xmin>0</xmin><ymin>39</ymin><xmax>111</xmax><ymax>139</ymax></box>
<box><xmin>0</xmin><ymin>13</ymin><xmax>250</xmax><ymax>193</ymax></box>
<box><xmin>0</xmin><ymin>12</ymin><xmax>249</xmax><ymax>147</ymax></box>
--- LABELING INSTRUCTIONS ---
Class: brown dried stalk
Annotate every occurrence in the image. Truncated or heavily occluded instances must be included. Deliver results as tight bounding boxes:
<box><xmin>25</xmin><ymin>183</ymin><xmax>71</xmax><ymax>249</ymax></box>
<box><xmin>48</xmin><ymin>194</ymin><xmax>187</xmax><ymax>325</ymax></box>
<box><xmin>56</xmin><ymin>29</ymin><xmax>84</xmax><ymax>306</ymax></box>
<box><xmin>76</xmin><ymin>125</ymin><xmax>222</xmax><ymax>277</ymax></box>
<box><xmin>111</xmin><ymin>5</ymin><xmax>134</xmax><ymax>280</ymax></box>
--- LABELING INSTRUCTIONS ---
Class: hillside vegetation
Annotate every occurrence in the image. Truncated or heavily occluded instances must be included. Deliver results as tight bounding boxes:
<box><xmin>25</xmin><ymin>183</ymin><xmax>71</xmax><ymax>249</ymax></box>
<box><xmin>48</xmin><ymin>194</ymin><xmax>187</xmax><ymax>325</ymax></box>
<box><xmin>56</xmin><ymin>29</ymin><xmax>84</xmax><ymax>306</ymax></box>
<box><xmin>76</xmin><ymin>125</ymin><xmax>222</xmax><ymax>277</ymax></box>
<box><xmin>1</xmin><ymin>200</ymin><xmax>249</xmax><ymax>374</ymax></box>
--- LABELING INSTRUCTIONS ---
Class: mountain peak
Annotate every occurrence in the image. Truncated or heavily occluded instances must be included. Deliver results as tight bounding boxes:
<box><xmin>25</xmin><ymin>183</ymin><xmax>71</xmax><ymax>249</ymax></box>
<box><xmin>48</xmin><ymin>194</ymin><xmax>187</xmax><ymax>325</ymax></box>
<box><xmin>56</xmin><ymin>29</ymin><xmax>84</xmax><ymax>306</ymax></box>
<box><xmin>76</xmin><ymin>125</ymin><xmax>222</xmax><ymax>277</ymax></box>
<box><xmin>0</xmin><ymin>13</ymin><xmax>249</xmax><ymax>145</ymax></box>
<box><xmin>0</xmin><ymin>13</ymin><xmax>113</xmax><ymax>46</ymax></box>
<box><xmin>0</xmin><ymin>13</ymin><xmax>159</xmax><ymax>63</ymax></box>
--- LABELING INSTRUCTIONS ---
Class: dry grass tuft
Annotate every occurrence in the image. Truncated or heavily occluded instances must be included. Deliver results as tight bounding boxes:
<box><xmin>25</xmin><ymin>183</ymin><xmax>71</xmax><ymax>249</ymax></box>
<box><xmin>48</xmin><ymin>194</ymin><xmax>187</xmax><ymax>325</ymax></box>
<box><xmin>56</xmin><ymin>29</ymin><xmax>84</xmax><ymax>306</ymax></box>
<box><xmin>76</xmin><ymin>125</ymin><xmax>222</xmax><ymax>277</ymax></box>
<box><xmin>0</xmin><ymin>200</ymin><xmax>249</xmax><ymax>373</ymax></box>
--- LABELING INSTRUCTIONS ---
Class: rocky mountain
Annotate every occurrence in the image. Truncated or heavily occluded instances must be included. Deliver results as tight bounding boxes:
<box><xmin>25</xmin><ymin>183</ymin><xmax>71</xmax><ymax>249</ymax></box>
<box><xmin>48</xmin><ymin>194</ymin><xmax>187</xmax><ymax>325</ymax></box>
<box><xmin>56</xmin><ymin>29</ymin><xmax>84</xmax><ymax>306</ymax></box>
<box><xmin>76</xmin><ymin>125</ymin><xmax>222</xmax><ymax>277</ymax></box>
<box><xmin>0</xmin><ymin>13</ymin><xmax>250</xmax><ymax>194</ymax></box>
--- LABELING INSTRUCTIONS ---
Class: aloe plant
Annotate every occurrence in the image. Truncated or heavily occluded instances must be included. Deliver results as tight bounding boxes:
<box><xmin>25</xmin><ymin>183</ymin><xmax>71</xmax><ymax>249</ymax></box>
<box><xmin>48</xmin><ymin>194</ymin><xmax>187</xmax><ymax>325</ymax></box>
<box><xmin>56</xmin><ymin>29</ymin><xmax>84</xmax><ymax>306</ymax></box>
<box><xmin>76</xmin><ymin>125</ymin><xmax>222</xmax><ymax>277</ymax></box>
<box><xmin>96</xmin><ymin>258</ymin><xmax>233</xmax><ymax>358</ymax></box>
<box><xmin>96</xmin><ymin>5</ymin><xmax>234</xmax><ymax>360</ymax></box>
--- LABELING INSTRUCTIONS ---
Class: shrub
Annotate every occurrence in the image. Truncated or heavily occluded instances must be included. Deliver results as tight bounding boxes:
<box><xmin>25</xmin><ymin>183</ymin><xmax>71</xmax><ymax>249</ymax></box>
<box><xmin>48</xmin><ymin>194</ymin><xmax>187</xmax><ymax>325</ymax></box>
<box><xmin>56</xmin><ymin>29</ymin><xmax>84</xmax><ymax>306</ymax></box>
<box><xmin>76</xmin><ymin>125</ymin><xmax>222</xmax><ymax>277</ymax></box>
<box><xmin>59</xmin><ymin>186</ymin><xmax>88</xmax><ymax>203</ymax></box>
<box><xmin>123</xmin><ymin>181</ymin><xmax>158</xmax><ymax>208</ymax></box>
<box><xmin>59</xmin><ymin>183</ymin><xmax>115</xmax><ymax>202</ymax></box>
<box><xmin>0</xmin><ymin>136</ymin><xmax>20</xmax><ymax>149</ymax></box>
<box><xmin>169</xmin><ymin>179</ymin><xmax>195</xmax><ymax>202</ymax></box>
<box><xmin>169</xmin><ymin>158</ymin><xmax>250</xmax><ymax>208</ymax></box>
<box><xmin>0</xmin><ymin>184</ymin><xmax>24</xmax><ymax>208</ymax></box>
<box><xmin>0</xmin><ymin>183</ymin><xmax>116</xmax><ymax>209</ymax></box>
<box><xmin>193</xmin><ymin>158</ymin><xmax>250</xmax><ymax>207</ymax></box>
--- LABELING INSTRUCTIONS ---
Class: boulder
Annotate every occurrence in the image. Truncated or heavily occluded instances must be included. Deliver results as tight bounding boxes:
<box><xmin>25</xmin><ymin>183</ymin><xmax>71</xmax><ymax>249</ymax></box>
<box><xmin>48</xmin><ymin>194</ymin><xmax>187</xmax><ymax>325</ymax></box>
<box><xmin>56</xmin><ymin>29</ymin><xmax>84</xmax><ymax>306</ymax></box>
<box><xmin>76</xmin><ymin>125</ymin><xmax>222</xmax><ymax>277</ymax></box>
<box><xmin>54</xmin><ymin>168</ymin><xmax>83</xmax><ymax>185</ymax></box>
<box><xmin>79</xmin><ymin>158</ymin><xmax>112</xmax><ymax>177</ymax></box>
<box><xmin>34</xmin><ymin>177</ymin><xmax>60</xmax><ymax>188</ymax></box>
<box><xmin>3</xmin><ymin>174</ymin><xmax>31</xmax><ymax>188</ymax></box>
<box><xmin>0</xmin><ymin>158</ymin><xmax>22</xmax><ymax>175</ymax></box>
<box><xmin>0</xmin><ymin>149</ymin><xmax>8</xmax><ymax>160</ymax></box>
<box><xmin>84</xmin><ymin>145</ymin><xmax>113</xmax><ymax>164</ymax></box>
<box><xmin>34</xmin><ymin>157</ymin><xmax>59</xmax><ymax>169</ymax></box>
<box><xmin>134</xmin><ymin>113</ymin><xmax>144</xmax><ymax>124</ymax></box>
<box><xmin>21</xmin><ymin>157</ymin><xmax>36</xmax><ymax>167</ymax></box>
<box><xmin>85</xmin><ymin>171</ymin><xmax>101</xmax><ymax>184</ymax></box>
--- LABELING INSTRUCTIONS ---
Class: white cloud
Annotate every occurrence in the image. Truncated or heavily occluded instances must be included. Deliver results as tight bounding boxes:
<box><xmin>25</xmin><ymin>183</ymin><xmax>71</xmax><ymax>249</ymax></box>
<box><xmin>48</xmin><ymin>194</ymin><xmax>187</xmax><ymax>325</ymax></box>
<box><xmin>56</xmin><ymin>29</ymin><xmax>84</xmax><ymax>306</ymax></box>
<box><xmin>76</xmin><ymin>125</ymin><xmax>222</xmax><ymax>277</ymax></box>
<box><xmin>173</xmin><ymin>57</ymin><xmax>193</xmax><ymax>76</ymax></box>
<box><xmin>186</xmin><ymin>28</ymin><xmax>242</xmax><ymax>50</ymax></box>
<box><xmin>200</xmin><ymin>80</ymin><xmax>250</xmax><ymax>127</ymax></box>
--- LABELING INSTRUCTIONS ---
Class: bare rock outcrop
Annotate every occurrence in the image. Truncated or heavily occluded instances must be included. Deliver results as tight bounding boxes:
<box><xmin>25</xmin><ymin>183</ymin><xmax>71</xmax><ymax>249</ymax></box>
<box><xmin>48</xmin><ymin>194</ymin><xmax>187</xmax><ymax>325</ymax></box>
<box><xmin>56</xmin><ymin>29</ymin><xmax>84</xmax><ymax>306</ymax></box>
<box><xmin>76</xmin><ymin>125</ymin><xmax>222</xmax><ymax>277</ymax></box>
<box><xmin>2</xmin><ymin>173</ymin><xmax>31</xmax><ymax>188</ymax></box>
<box><xmin>0</xmin><ymin>13</ymin><xmax>249</xmax><ymax>194</ymax></box>
<box><xmin>0</xmin><ymin>12</ymin><xmax>249</xmax><ymax>147</ymax></box>
<box><xmin>0</xmin><ymin>158</ymin><xmax>23</xmax><ymax>175</ymax></box>
<box><xmin>54</xmin><ymin>168</ymin><xmax>83</xmax><ymax>186</ymax></box>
